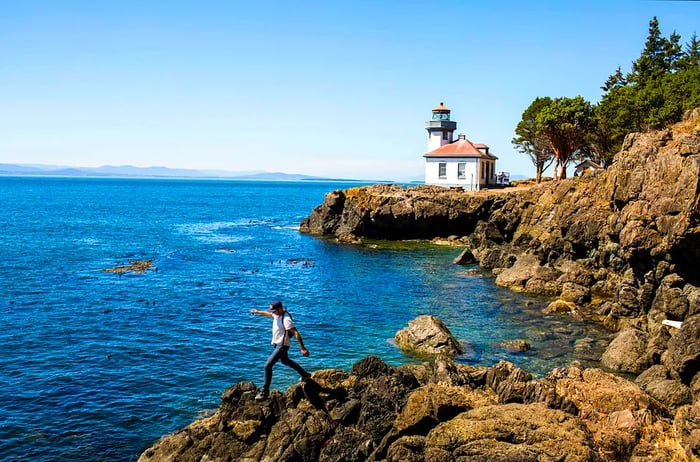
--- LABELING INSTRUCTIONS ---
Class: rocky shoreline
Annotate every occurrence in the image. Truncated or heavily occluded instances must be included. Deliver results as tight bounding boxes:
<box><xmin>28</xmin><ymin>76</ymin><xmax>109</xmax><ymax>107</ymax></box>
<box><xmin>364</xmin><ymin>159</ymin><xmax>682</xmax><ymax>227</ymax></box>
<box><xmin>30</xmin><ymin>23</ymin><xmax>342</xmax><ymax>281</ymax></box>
<box><xmin>139</xmin><ymin>111</ymin><xmax>700</xmax><ymax>460</ymax></box>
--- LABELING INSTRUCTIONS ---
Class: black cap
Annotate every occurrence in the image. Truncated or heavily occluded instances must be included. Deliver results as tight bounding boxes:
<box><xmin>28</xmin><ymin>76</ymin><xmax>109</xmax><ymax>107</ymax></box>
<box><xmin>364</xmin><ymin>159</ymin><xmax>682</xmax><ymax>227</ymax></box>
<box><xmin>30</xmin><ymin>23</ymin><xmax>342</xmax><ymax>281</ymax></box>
<box><xmin>269</xmin><ymin>300</ymin><xmax>283</xmax><ymax>311</ymax></box>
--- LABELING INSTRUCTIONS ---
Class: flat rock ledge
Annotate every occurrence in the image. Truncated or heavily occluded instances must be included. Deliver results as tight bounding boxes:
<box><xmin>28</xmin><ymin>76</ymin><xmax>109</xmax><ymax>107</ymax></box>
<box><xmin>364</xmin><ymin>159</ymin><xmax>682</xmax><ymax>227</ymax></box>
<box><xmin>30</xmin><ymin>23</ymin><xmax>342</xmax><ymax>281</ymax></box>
<box><xmin>139</xmin><ymin>355</ymin><xmax>697</xmax><ymax>461</ymax></box>
<box><xmin>394</xmin><ymin>315</ymin><xmax>463</xmax><ymax>358</ymax></box>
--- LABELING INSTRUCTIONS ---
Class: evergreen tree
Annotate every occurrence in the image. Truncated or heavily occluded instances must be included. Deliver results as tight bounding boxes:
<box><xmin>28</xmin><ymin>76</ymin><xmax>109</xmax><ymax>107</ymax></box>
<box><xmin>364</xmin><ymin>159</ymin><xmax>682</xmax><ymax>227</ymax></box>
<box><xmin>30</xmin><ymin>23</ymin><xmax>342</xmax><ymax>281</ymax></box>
<box><xmin>677</xmin><ymin>33</ymin><xmax>700</xmax><ymax>71</ymax></box>
<box><xmin>593</xmin><ymin>17</ymin><xmax>699</xmax><ymax>159</ymax></box>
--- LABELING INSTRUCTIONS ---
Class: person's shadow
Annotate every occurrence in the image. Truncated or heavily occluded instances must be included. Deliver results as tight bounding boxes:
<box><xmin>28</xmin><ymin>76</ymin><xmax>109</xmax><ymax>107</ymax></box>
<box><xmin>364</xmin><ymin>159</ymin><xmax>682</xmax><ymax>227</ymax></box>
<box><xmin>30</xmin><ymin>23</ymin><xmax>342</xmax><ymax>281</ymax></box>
<box><xmin>300</xmin><ymin>378</ymin><xmax>339</xmax><ymax>411</ymax></box>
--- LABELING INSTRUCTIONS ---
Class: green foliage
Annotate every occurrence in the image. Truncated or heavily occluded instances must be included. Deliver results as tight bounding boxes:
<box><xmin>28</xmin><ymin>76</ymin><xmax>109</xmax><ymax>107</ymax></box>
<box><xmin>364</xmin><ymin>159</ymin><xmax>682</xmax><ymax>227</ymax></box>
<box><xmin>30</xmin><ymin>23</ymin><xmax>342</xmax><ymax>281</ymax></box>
<box><xmin>512</xmin><ymin>97</ymin><xmax>555</xmax><ymax>183</ymax></box>
<box><xmin>592</xmin><ymin>17</ymin><xmax>699</xmax><ymax>160</ymax></box>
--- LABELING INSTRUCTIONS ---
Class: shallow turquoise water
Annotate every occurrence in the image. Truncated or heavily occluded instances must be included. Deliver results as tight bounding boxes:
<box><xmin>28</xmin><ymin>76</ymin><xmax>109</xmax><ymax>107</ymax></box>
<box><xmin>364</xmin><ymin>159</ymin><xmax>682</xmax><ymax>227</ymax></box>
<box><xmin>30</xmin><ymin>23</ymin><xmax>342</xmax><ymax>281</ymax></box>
<box><xmin>0</xmin><ymin>177</ymin><xmax>608</xmax><ymax>461</ymax></box>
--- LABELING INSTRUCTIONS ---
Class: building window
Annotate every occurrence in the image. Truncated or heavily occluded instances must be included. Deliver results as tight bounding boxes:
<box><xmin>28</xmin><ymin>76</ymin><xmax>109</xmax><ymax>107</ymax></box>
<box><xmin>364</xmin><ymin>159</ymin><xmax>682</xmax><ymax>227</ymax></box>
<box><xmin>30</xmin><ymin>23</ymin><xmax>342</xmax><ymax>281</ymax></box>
<box><xmin>442</xmin><ymin>131</ymin><xmax>449</xmax><ymax>140</ymax></box>
<box><xmin>438</xmin><ymin>163</ymin><xmax>446</xmax><ymax>179</ymax></box>
<box><xmin>457</xmin><ymin>163</ymin><xmax>466</xmax><ymax>179</ymax></box>
<box><xmin>481</xmin><ymin>162</ymin><xmax>485</xmax><ymax>180</ymax></box>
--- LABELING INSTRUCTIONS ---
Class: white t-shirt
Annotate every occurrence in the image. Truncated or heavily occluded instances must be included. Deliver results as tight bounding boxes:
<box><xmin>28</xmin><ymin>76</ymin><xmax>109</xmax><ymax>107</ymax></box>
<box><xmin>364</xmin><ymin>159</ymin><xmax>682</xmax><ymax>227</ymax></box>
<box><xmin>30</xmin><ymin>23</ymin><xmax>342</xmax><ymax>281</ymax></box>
<box><xmin>271</xmin><ymin>312</ymin><xmax>294</xmax><ymax>346</ymax></box>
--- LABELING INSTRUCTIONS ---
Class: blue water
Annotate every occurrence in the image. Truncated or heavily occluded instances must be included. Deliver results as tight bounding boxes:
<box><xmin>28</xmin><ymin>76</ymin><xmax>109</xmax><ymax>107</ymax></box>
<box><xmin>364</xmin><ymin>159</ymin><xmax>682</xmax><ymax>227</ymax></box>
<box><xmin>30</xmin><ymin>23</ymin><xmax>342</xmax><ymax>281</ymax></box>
<box><xmin>0</xmin><ymin>177</ymin><xmax>609</xmax><ymax>461</ymax></box>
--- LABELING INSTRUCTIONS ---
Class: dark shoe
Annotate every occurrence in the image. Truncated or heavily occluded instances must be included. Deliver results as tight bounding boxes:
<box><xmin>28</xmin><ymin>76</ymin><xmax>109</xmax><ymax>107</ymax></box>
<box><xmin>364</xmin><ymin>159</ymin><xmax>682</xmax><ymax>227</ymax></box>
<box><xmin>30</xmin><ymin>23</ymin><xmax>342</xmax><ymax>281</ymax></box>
<box><xmin>254</xmin><ymin>390</ymin><xmax>268</xmax><ymax>401</ymax></box>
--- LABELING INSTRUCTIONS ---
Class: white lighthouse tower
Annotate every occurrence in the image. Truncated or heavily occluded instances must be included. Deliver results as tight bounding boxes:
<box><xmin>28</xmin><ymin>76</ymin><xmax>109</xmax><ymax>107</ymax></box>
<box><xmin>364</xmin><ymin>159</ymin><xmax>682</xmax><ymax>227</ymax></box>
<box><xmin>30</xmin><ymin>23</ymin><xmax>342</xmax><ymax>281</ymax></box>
<box><xmin>425</xmin><ymin>102</ymin><xmax>457</xmax><ymax>152</ymax></box>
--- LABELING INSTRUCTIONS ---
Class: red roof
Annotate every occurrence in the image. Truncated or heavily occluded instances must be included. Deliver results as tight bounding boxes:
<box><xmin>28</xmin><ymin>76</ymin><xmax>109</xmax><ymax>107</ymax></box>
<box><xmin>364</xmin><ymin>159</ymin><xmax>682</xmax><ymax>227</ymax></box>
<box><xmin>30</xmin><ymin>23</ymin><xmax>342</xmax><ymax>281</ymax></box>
<box><xmin>425</xmin><ymin>138</ymin><xmax>498</xmax><ymax>159</ymax></box>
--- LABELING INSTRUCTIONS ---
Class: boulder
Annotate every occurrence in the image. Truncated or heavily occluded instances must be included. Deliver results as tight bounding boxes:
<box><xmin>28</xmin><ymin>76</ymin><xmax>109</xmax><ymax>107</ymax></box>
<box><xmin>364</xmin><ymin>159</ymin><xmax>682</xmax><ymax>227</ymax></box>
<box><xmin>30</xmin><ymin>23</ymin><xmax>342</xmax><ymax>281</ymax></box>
<box><xmin>644</xmin><ymin>379</ymin><xmax>693</xmax><ymax>408</ymax></box>
<box><xmin>394</xmin><ymin>315</ymin><xmax>462</xmax><ymax>358</ymax></box>
<box><xmin>494</xmin><ymin>253</ymin><xmax>541</xmax><ymax>291</ymax></box>
<box><xmin>662</xmin><ymin>314</ymin><xmax>700</xmax><ymax>384</ymax></box>
<box><xmin>494</xmin><ymin>339</ymin><xmax>531</xmax><ymax>352</ymax></box>
<box><xmin>635</xmin><ymin>364</ymin><xmax>693</xmax><ymax>409</ymax></box>
<box><xmin>560</xmin><ymin>282</ymin><xmax>591</xmax><ymax>305</ymax></box>
<box><xmin>601</xmin><ymin>328</ymin><xmax>651</xmax><ymax>374</ymax></box>
<box><xmin>543</xmin><ymin>299</ymin><xmax>577</xmax><ymax>314</ymax></box>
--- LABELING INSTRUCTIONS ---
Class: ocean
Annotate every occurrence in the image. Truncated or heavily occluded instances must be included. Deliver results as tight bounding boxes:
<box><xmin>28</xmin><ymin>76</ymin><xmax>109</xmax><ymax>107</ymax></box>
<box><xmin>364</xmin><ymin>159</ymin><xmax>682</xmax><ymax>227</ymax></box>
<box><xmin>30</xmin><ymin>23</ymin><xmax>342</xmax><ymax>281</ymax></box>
<box><xmin>0</xmin><ymin>177</ymin><xmax>609</xmax><ymax>461</ymax></box>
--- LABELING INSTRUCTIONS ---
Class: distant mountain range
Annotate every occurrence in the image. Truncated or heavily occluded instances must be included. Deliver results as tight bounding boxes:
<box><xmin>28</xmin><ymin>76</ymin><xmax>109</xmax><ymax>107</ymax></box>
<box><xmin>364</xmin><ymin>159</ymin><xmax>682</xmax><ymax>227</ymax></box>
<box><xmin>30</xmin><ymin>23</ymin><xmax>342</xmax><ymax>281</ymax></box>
<box><xmin>0</xmin><ymin>163</ymin><xmax>368</xmax><ymax>182</ymax></box>
<box><xmin>0</xmin><ymin>163</ymin><xmax>527</xmax><ymax>184</ymax></box>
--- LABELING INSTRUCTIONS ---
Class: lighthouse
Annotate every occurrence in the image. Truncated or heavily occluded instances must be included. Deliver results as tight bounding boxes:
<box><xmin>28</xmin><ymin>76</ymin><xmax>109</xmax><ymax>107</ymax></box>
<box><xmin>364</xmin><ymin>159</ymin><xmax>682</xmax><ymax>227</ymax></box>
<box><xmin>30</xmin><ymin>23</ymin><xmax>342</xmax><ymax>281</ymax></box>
<box><xmin>425</xmin><ymin>102</ymin><xmax>457</xmax><ymax>152</ymax></box>
<box><xmin>423</xmin><ymin>102</ymin><xmax>499</xmax><ymax>189</ymax></box>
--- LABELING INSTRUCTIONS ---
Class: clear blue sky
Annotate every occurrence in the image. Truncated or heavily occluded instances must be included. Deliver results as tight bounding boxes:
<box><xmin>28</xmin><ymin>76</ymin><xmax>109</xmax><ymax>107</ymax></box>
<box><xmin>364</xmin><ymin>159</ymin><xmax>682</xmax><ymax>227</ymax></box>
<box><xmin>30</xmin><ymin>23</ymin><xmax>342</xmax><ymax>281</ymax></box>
<box><xmin>1</xmin><ymin>1</ymin><xmax>698</xmax><ymax>181</ymax></box>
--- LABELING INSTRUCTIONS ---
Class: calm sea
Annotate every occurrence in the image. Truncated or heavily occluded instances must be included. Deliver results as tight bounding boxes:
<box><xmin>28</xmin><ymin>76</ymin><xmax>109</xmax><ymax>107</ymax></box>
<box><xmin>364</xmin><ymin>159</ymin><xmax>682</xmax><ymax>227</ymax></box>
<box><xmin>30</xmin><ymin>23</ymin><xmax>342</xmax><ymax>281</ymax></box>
<box><xmin>0</xmin><ymin>177</ymin><xmax>609</xmax><ymax>461</ymax></box>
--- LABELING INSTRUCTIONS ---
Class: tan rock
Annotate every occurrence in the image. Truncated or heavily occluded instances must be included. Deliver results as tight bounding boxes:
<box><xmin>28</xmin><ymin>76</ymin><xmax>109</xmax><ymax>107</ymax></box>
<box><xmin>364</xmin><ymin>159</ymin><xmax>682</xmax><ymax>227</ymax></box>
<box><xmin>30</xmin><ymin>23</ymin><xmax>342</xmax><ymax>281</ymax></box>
<box><xmin>424</xmin><ymin>403</ymin><xmax>596</xmax><ymax>461</ymax></box>
<box><xmin>394</xmin><ymin>315</ymin><xmax>462</xmax><ymax>358</ymax></box>
<box><xmin>543</xmin><ymin>299</ymin><xmax>577</xmax><ymax>314</ymax></box>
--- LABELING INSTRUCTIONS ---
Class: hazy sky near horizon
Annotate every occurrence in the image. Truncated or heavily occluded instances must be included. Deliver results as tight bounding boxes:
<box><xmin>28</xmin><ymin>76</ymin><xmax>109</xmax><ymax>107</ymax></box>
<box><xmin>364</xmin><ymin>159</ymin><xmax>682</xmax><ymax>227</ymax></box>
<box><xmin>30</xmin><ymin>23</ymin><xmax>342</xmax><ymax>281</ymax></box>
<box><xmin>2</xmin><ymin>1</ymin><xmax>698</xmax><ymax>181</ymax></box>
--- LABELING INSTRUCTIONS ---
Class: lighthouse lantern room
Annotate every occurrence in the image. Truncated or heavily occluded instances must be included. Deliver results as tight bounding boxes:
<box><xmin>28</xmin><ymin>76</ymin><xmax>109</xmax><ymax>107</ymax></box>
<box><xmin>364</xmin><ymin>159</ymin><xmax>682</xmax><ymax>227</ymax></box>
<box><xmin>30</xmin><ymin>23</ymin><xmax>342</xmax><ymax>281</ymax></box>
<box><xmin>425</xmin><ymin>102</ymin><xmax>457</xmax><ymax>152</ymax></box>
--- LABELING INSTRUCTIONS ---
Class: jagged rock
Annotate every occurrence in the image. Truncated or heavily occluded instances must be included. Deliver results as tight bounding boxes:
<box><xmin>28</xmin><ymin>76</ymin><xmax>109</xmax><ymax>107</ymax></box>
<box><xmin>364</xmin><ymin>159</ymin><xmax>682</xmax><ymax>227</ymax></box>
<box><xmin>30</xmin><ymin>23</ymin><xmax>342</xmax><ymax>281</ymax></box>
<box><xmin>561</xmin><ymin>282</ymin><xmax>591</xmax><ymax>305</ymax></box>
<box><xmin>485</xmin><ymin>360</ymin><xmax>532</xmax><ymax>404</ymax></box>
<box><xmin>674</xmin><ymin>403</ymin><xmax>700</xmax><ymax>459</ymax></box>
<box><xmin>140</xmin><ymin>354</ymin><xmax>697</xmax><ymax>462</ymax></box>
<box><xmin>652</xmin><ymin>273</ymin><xmax>690</xmax><ymax>320</ymax></box>
<box><xmin>692</xmin><ymin>373</ymin><xmax>700</xmax><ymax>401</ymax></box>
<box><xmin>394</xmin><ymin>315</ymin><xmax>462</xmax><ymax>358</ymax></box>
<box><xmin>401</xmin><ymin>355</ymin><xmax>488</xmax><ymax>389</ymax></box>
<box><xmin>452</xmin><ymin>247</ymin><xmax>475</xmax><ymax>264</ymax></box>
<box><xmin>546</xmin><ymin>364</ymin><xmax>674</xmax><ymax>460</ymax></box>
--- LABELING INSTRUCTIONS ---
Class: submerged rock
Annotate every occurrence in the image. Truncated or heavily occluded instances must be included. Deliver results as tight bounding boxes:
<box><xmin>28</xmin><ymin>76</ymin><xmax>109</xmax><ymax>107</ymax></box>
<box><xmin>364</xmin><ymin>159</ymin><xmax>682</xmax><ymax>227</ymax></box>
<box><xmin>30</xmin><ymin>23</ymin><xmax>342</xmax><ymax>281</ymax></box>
<box><xmin>103</xmin><ymin>259</ymin><xmax>154</xmax><ymax>274</ymax></box>
<box><xmin>494</xmin><ymin>339</ymin><xmax>531</xmax><ymax>352</ymax></box>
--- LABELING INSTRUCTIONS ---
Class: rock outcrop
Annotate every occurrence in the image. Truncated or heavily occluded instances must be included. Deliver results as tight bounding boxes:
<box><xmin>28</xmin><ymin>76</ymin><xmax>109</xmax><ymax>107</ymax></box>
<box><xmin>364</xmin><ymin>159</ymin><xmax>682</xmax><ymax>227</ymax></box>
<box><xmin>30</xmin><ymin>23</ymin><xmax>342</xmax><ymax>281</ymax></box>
<box><xmin>139</xmin><ymin>355</ymin><xmax>691</xmax><ymax>461</ymax></box>
<box><xmin>300</xmin><ymin>110</ymin><xmax>700</xmax><ymax>403</ymax></box>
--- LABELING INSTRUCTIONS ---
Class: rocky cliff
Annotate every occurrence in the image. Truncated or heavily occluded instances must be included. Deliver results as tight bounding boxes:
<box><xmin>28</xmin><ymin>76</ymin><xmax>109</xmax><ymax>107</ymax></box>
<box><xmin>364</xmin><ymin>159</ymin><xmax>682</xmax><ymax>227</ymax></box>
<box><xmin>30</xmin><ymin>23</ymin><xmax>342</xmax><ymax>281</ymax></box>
<box><xmin>139</xmin><ymin>111</ymin><xmax>700</xmax><ymax>461</ymax></box>
<box><xmin>301</xmin><ymin>109</ymin><xmax>700</xmax><ymax>387</ymax></box>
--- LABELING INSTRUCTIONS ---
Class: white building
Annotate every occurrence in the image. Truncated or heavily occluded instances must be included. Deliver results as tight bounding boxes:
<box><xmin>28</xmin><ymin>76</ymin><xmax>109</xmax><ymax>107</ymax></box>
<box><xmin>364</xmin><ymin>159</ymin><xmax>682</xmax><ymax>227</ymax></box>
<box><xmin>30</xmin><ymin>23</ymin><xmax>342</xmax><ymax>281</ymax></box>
<box><xmin>424</xmin><ymin>102</ymin><xmax>498</xmax><ymax>190</ymax></box>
